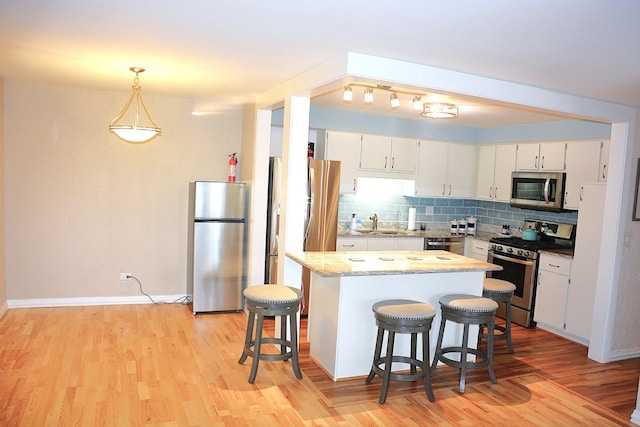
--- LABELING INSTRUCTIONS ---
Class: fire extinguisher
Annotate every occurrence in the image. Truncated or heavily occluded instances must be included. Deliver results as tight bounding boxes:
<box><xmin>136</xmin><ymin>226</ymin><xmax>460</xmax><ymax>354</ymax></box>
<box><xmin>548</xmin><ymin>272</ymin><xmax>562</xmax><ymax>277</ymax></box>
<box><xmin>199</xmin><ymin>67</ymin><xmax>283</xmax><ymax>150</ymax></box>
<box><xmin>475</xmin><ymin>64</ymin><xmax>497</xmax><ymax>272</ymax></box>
<box><xmin>228</xmin><ymin>153</ymin><xmax>237</xmax><ymax>182</ymax></box>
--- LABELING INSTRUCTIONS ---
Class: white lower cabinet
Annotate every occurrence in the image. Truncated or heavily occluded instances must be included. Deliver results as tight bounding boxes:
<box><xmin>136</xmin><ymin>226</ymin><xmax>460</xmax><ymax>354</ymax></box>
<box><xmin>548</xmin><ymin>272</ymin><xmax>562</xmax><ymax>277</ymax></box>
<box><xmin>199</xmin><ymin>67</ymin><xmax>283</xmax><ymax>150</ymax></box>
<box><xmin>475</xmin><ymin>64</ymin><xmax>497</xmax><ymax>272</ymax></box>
<box><xmin>337</xmin><ymin>237</ymin><xmax>424</xmax><ymax>251</ymax></box>
<box><xmin>464</xmin><ymin>238</ymin><xmax>489</xmax><ymax>261</ymax></box>
<box><xmin>534</xmin><ymin>254</ymin><xmax>571</xmax><ymax>331</ymax></box>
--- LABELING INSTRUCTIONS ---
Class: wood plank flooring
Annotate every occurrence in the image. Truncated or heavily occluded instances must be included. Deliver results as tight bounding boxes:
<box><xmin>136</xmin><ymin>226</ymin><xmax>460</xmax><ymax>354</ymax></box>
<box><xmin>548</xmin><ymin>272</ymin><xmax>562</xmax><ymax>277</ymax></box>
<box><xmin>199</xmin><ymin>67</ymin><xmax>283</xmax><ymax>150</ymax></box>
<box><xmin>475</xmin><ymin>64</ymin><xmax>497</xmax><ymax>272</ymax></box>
<box><xmin>0</xmin><ymin>304</ymin><xmax>637</xmax><ymax>426</ymax></box>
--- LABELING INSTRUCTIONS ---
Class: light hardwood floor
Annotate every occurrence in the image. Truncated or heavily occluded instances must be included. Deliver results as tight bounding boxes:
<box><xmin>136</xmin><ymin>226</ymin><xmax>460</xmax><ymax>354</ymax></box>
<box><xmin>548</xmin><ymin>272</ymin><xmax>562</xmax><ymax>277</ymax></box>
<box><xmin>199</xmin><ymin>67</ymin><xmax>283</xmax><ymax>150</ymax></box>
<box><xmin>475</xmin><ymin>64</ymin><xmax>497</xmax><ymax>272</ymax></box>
<box><xmin>0</xmin><ymin>304</ymin><xmax>638</xmax><ymax>426</ymax></box>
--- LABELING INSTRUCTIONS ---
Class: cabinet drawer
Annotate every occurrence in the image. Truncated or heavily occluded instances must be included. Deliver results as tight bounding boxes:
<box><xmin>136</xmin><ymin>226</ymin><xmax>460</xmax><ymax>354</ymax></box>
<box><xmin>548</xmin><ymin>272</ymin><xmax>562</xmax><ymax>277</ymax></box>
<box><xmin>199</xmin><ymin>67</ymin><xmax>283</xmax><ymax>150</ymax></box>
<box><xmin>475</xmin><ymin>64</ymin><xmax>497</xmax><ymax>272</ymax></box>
<box><xmin>336</xmin><ymin>238</ymin><xmax>367</xmax><ymax>251</ymax></box>
<box><xmin>539</xmin><ymin>254</ymin><xmax>571</xmax><ymax>276</ymax></box>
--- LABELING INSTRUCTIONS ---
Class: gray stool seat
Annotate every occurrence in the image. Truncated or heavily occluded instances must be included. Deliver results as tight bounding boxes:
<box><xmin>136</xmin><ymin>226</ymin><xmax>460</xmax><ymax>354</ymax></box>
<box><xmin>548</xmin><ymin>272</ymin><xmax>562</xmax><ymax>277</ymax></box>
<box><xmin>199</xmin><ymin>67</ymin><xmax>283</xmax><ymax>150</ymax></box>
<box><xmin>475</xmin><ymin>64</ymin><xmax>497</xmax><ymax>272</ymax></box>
<box><xmin>430</xmin><ymin>294</ymin><xmax>499</xmax><ymax>393</ymax></box>
<box><xmin>238</xmin><ymin>285</ymin><xmax>303</xmax><ymax>383</ymax></box>
<box><xmin>480</xmin><ymin>278</ymin><xmax>516</xmax><ymax>352</ymax></box>
<box><xmin>365</xmin><ymin>299</ymin><xmax>437</xmax><ymax>403</ymax></box>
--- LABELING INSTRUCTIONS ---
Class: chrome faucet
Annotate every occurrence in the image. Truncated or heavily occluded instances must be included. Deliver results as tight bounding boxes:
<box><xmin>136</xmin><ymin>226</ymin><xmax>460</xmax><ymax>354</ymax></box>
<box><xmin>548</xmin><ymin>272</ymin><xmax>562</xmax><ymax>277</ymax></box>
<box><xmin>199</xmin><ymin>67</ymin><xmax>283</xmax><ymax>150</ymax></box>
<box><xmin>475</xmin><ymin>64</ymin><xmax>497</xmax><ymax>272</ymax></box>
<box><xmin>370</xmin><ymin>213</ymin><xmax>378</xmax><ymax>230</ymax></box>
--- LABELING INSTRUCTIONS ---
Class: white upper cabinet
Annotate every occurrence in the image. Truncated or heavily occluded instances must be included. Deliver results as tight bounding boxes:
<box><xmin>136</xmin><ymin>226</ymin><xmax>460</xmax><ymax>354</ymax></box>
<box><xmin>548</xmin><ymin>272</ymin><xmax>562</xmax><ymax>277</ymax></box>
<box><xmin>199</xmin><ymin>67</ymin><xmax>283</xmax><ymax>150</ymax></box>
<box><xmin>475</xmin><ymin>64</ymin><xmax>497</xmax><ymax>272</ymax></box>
<box><xmin>563</xmin><ymin>140</ymin><xmax>603</xmax><ymax>210</ymax></box>
<box><xmin>515</xmin><ymin>142</ymin><xmax>566</xmax><ymax>171</ymax></box>
<box><xmin>475</xmin><ymin>144</ymin><xmax>516</xmax><ymax>202</ymax></box>
<box><xmin>599</xmin><ymin>140</ymin><xmax>610</xmax><ymax>182</ymax></box>
<box><xmin>360</xmin><ymin>135</ymin><xmax>418</xmax><ymax>173</ymax></box>
<box><xmin>415</xmin><ymin>141</ymin><xmax>477</xmax><ymax>198</ymax></box>
<box><xmin>325</xmin><ymin>131</ymin><xmax>362</xmax><ymax>193</ymax></box>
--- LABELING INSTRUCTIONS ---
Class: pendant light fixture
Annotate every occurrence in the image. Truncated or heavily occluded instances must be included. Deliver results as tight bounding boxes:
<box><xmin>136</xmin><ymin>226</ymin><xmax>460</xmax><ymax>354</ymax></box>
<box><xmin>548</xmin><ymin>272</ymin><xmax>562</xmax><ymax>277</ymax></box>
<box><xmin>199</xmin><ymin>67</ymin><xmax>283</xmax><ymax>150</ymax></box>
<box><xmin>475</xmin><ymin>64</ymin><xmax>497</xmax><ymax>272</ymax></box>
<box><xmin>364</xmin><ymin>87</ymin><xmax>374</xmax><ymax>104</ymax></box>
<box><xmin>389</xmin><ymin>93</ymin><xmax>400</xmax><ymax>108</ymax></box>
<box><xmin>109</xmin><ymin>67</ymin><xmax>162</xmax><ymax>143</ymax></box>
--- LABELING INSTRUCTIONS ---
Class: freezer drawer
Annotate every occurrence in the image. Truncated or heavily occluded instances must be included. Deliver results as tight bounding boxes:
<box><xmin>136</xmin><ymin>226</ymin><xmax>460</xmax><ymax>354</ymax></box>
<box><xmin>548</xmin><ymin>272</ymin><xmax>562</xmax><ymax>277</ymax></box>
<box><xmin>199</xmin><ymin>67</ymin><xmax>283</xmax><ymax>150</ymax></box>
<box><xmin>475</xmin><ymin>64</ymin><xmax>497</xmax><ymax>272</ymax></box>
<box><xmin>192</xmin><ymin>221</ymin><xmax>244</xmax><ymax>312</ymax></box>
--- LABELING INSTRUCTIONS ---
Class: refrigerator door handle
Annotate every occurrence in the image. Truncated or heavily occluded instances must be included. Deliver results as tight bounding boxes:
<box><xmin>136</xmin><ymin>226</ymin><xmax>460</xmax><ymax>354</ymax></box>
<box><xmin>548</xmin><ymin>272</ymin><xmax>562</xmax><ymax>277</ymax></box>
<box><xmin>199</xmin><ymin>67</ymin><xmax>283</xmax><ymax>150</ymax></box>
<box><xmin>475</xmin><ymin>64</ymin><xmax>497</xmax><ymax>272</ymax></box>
<box><xmin>303</xmin><ymin>167</ymin><xmax>314</xmax><ymax>247</ymax></box>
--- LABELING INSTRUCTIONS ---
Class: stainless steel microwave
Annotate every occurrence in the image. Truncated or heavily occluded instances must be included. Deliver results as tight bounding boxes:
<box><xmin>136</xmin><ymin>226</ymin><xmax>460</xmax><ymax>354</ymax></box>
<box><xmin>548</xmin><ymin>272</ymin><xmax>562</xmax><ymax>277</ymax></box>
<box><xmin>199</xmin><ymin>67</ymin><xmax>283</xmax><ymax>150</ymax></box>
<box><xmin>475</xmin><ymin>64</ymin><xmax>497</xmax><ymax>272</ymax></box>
<box><xmin>510</xmin><ymin>171</ymin><xmax>566</xmax><ymax>212</ymax></box>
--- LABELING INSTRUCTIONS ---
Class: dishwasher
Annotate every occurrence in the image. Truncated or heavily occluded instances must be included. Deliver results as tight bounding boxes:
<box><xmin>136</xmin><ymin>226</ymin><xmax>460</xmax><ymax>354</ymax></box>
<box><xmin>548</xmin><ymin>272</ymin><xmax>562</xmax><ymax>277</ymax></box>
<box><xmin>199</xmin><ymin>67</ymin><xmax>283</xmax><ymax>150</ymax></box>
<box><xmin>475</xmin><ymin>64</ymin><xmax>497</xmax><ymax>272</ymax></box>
<box><xmin>424</xmin><ymin>236</ymin><xmax>465</xmax><ymax>255</ymax></box>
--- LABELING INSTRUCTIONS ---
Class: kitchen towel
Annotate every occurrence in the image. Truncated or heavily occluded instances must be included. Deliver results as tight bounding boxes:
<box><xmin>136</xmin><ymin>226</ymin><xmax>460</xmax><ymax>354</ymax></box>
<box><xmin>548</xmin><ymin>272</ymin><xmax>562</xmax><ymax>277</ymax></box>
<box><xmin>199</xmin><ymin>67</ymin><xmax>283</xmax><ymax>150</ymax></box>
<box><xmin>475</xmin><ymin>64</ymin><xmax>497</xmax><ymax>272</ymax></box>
<box><xmin>407</xmin><ymin>206</ymin><xmax>416</xmax><ymax>230</ymax></box>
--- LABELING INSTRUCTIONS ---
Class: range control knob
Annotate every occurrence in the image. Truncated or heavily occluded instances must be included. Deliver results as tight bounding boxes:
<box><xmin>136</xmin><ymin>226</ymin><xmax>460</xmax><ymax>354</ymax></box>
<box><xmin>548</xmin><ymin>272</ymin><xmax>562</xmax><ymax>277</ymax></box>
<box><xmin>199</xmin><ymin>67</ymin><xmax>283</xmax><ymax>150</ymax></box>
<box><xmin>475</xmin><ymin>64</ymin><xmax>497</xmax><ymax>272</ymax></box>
<box><xmin>506</xmin><ymin>247</ymin><xmax>513</xmax><ymax>254</ymax></box>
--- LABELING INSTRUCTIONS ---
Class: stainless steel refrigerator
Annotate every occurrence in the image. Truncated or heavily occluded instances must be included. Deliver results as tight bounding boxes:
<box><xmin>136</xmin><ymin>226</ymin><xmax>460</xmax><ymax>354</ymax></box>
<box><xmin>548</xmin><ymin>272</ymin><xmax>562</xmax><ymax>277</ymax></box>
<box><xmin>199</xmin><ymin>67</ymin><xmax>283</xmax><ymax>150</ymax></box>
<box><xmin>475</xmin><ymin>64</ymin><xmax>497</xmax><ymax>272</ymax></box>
<box><xmin>264</xmin><ymin>157</ymin><xmax>282</xmax><ymax>285</ymax></box>
<box><xmin>187</xmin><ymin>181</ymin><xmax>247</xmax><ymax>314</ymax></box>
<box><xmin>302</xmin><ymin>159</ymin><xmax>341</xmax><ymax>314</ymax></box>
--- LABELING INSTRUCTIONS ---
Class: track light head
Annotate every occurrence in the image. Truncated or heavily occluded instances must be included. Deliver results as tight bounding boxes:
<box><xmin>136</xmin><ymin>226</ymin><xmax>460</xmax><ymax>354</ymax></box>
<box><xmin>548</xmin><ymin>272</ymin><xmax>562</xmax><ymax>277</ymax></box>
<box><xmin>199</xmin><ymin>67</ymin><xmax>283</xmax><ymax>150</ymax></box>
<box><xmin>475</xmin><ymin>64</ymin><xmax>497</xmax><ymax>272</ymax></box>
<box><xmin>343</xmin><ymin>85</ymin><xmax>353</xmax><ymax>102</ymax></box>
<box><xmin>390</xmin><ymin>93</ymin><xmax>400</xmax><ymax>108</ymax></box>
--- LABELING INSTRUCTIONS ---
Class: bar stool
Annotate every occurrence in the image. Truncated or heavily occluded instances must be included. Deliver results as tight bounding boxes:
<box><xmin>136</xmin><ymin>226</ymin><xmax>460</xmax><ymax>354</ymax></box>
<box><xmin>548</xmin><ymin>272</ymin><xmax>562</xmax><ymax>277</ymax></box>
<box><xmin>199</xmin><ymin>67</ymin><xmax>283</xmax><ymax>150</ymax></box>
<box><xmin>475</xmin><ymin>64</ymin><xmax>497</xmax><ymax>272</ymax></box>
<box><xmin>238</xmin><ymin>285</ymin><xmax>303</xmax><ymax>383</ymax></box>
<box><xmin>365</xmin><ymin>299</ymin><xmax>436</xmax><ymax>404</ymax></box>
<box><xmin>430</xmin><ymin>294</ymin><xmax>498</xmax><ymax>393</ymax></box>
<box><xmin>479</xmin><ymin>277</ymin><xmax>516</xmax><ymax>352</ymax></box>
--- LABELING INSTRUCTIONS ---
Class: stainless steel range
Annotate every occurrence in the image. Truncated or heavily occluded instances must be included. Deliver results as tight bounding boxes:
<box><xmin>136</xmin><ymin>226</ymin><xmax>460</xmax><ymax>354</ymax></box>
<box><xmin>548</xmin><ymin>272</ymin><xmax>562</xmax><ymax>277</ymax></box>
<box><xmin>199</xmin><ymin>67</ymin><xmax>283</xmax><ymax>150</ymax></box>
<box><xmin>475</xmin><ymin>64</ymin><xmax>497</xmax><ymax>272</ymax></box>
<box><xmin>488</xmin><ymin>219</ymin><xmax>575</xmax><ymax>328</ymax></box>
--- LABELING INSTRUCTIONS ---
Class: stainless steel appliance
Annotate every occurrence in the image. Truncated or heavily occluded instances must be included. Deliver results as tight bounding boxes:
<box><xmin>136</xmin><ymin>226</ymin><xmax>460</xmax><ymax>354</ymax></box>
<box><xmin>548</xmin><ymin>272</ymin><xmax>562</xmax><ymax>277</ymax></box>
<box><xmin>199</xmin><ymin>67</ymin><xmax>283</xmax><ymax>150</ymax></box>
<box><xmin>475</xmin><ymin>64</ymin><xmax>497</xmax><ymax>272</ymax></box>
<box><xmin>510</xmin><ymin>171</ymin><xmax>566</xmax><ymax>212</ymax></box>
<box><xmin>301</xmin><ymin>159</ymin><xmax>341</xmax><ymax>314</ymax></box>
<box><xmin>264</xmin><ymin>157</ymin><xmax>282</xmax><ymax>285</ymax></box>
<box><xmin>424</xmin><ymin>236</ymin><xmax>464</xmax><ymax>255</ymax></box>
<box><xmin>187</xmin><ymin>181</ymin><xmax>247</xmax><ymax>314</ymax></box>
<box><xmin>488</xmin><ymin>219</ymin><xmax>574</xmax><ymax>328</ymax></box>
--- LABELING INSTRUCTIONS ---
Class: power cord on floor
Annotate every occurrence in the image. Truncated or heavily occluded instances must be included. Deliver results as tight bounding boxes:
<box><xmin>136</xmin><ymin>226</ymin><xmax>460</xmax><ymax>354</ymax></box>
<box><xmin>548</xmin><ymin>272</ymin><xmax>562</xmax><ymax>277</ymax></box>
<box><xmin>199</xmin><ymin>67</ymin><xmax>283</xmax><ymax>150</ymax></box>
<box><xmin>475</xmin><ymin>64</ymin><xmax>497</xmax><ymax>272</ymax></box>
<box><xmin>129</xmin><ymin>275</ymin><xmax>191</xmax><ymax>305</ymax></box>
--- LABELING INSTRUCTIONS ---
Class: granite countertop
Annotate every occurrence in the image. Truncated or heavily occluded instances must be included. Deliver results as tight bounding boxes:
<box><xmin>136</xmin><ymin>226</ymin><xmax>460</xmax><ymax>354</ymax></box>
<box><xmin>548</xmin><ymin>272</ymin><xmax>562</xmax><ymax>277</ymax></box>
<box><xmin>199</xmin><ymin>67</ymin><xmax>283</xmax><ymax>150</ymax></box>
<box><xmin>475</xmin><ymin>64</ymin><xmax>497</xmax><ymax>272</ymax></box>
<box><xmin>286</xmin><ymin>250</ymin><xmax>502</xmax><ymax>277</ymax></box>
<box><xmin>338</xmin><ymin>229</ymin><xmax>498</xmax><ymax>240</ymax></box>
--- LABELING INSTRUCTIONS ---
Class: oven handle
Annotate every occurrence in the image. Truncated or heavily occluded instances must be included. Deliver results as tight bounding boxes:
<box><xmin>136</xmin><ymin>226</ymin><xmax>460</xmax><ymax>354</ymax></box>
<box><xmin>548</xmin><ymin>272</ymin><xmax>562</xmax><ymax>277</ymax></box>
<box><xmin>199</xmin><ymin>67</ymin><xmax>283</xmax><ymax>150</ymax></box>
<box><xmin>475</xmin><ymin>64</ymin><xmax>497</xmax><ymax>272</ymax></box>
<box><xmin>490</xmin><ymin>251</ymin><xmax>534</xmax><ymax>267</ymax></box>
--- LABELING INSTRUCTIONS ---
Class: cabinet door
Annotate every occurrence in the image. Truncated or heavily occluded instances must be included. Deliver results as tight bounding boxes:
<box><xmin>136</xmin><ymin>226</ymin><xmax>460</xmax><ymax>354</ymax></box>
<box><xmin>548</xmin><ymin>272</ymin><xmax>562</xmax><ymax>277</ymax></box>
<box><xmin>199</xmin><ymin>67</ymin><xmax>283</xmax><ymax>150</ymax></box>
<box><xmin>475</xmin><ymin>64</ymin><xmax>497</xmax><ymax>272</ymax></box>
<box><xmin>447</xmin><ymin>143</ymin><xmax>477</xmax><ymax>198</ymax></box>
<box><xmin>515</xmin><ymin>143</ymin><xmax>541</xmax><ymax>171</ymax></box>
<box><xmin>464</xmin><ymin>238</ymin><xmax>489</xmax><ymax>261</ymax></box>
<box><xmin>415</xmin><ymin>140</ymin><xmax>448</xmax><ymax>197</ymax></box>
<box><xmin>563</xmin><ymin>140</ymin><xmax>601</xmax><ymax>210</ymax></box>
<box><xmin>493</xmin><ymin>144</ymin><xmax>517</xmax><ymax>202</ymax></box>
<box><xmin>360</xmin><ymin>134</ymin><xmax>391</xmax><ymax>170</ymax></box>
<box><xmin>565</xmin><ymin>183</ymin><xmax>606</xmax><ymax>341</ymax></box>
<box><xmin>539</xmin><ymin>142</ymin><xmax>566</xmax><ymax>171</ymax></box>
<box><xmin>390</xmin><ymin>138</ymin><xmax>418</xmax><ymax>172</ymax></box>
<box><xmin>336</xmin><ymin>237</ymin><xmax>367</xmax><ymax>251</ymax></box>
<box><xmin>325</xmin><ymin>131</ymin><xmax>361</xmax><ymax>193</ymax></box>
<box><xmin>367</xmin><ymin>238</ymin><xmax>397</xmax><ymax>251</ymax></box>
<box><xmin>599</xmin><ymin>140</ymin><xmax>610</xmax><ymax>182</ymax></box>
<box><xmin>475</xmin><ymin>145</ymin><xmax>496</xmax><ymax>201</ymax></box>
<box><xmin>396</xmin><ymin>238</ymin><xmax>424</xmax><ymax>250</ymax></box>
<box><xmin>534</xmin><ymin>268</ymin><xmax>569</xmax><ymax>330</ymax></box>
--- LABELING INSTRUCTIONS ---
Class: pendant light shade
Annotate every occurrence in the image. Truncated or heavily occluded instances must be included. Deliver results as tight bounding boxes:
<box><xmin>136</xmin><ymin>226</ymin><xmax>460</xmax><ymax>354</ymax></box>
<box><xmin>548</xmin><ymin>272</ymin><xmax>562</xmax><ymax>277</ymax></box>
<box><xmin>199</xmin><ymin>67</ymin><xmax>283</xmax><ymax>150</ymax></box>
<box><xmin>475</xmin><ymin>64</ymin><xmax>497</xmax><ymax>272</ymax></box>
<box><xmin>343</xmin><ymin>85</ymin><xmax>353</xmax><ymax>102</ymax></box>
<box><xmin>109</xmin><ymin>67</ymin><xmax>162</xmax><ymax>143</ymax></box>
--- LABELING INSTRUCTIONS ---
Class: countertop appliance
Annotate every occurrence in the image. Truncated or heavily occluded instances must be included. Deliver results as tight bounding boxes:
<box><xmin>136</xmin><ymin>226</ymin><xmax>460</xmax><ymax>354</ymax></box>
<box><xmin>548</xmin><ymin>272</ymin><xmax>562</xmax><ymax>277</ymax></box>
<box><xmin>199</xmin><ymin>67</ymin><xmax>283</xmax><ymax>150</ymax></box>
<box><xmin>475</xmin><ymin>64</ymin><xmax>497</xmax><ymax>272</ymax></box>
<box><xmin>301</xmin><ymin>159</ymin><xmax>341</xmax><ymax>314</ymax></box>
<box><xmin>424</xmin><ymin>236</ymin><xmax>464</xmax><ymax>255</ymax></box>
<box><xmin>187</xmin><ymin>181</ymin><xmax>247</xmax><ymax>314</ymax></box>
<box><xmin>265</xmin><ymin>157</ymin><xmax>282</xmax><ymax>285</ymax></box>
<box><xmin>487</xmin><ymin>219</ymin><xmax>574</xmax><ymax>328</ymax></box>
<box><xmin>510</xmin><ymin>171</ymin><xmax>566</xmax><ymax>212</ymax></box>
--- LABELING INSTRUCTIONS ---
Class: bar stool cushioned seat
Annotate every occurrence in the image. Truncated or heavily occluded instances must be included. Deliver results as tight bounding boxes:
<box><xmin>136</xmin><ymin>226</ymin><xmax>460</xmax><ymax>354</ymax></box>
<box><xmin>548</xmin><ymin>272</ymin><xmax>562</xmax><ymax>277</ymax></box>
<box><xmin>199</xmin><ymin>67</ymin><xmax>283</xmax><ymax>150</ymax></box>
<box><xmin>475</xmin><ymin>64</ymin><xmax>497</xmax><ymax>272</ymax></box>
<box><xmin>480</xmin><ymin>278</ymin><xmax>516</xmax><ymax>352</ymax></box>
<box><xmin>365</xmin><ymin>299</ymin><xmax>437</xmax><ymax>403</ymax></box>
<box><xmin>238</xmin><ymin>285</ymin><xmax>303</xmax><ymax>383</ymax></box>
<box><xmin>431</xmin><ymin>294</ymin><xmax>498</xmax><ymax>393</ymax></box>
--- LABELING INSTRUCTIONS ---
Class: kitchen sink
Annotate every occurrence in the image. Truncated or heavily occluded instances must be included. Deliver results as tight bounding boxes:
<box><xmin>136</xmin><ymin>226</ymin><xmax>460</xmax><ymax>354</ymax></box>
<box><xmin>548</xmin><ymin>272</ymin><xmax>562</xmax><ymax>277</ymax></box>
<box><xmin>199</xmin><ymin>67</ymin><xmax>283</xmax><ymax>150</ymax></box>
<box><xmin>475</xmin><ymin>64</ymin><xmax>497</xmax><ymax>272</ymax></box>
<box><xmin>353</xmin><ymin>229</ymin><xmax>410</xmax><ymax>235</ymax></box>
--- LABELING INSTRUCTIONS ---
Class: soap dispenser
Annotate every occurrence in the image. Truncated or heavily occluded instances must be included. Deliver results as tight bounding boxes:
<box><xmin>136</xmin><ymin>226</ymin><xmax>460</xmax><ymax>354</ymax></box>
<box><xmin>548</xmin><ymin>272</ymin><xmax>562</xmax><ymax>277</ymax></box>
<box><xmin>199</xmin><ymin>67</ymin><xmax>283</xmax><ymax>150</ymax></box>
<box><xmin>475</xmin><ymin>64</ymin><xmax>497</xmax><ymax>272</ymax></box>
<box><xmin>349</xmin><ymin>214</ymin><xmax>357</xmax><ymax>230</ymax></box>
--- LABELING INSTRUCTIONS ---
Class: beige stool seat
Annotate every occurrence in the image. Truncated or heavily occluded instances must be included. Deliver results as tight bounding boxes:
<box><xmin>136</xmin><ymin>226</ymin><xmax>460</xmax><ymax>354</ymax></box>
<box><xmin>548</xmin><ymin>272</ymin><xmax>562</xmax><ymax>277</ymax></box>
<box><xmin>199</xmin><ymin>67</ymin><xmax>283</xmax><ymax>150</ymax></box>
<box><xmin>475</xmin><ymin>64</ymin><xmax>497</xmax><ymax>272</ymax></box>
<box><xmin>480</xmin><ymin>278</ymin><xmax>516</xmax><ymax>352</ymax></box>
<box><xmin>238</xmin><ymin>285</ymin><xmax>303</xmax><ymax>383</ymax></box>
<box><xmin>366</xmin><ymin>299</ymin><xmax>437</xmax><ymax>403</ymax></box>
<box><xmin>431</xmin><ymin>294</ymin><xmax>499</xmax><ymax>393</ymax></box>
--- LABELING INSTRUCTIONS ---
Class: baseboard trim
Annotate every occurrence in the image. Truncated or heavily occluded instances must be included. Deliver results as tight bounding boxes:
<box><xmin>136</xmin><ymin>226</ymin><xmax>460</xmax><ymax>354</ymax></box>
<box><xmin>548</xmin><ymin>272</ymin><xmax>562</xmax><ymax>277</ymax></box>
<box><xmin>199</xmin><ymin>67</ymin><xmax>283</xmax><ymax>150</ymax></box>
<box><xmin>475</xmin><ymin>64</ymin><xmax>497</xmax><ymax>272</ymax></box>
<box><xmin>0</xmin><ymin>301</ymin><xmax>8</xmax><ymax>318</ymax></box>
<box><xmin>7</xmin><ymin>295</ymin><xmax>190</xmax><ymax>308</ymax></box>
<box><xmin>609</xmin><ymin>348</ymin><xmax>640</xmax><ymax>361</ymax></box>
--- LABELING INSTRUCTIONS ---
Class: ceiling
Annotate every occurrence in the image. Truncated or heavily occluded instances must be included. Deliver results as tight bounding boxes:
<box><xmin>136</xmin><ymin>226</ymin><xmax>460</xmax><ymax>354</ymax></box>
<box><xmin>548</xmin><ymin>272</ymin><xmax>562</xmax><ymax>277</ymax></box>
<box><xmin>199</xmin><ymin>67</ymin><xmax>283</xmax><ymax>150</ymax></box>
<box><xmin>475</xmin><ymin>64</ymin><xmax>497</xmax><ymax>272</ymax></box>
<box><xmin>1</xmin><ymin>1</ymin><xmax>639</xmax><ymax>127</ymax></box>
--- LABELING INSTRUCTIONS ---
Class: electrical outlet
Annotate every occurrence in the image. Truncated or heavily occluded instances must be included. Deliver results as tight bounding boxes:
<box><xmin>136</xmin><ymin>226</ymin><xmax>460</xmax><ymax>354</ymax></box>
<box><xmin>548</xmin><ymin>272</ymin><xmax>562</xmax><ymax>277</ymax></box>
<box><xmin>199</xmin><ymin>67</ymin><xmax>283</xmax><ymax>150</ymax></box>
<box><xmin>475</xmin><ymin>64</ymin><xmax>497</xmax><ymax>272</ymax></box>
<box><xmin>425</xmin><ymin>206</ymin><xmax>434</xmax><ymax>215</ymax></box>
<box><xmin>120</xmin><ymin>273</ymin><xmax>132</xmax><ymax>280</ymax></box>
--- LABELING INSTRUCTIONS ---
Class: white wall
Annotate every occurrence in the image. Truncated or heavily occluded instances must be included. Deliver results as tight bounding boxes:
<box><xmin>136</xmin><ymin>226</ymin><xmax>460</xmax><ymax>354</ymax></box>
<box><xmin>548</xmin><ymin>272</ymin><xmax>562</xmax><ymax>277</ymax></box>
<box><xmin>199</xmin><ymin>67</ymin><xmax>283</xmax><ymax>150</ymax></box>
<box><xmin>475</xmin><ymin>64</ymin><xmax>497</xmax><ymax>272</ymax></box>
<box><xmin>0</xmin><ymin>77</ymin><xmax>7</xmax><ymax>316</ymax></box>
<box><xmin>4</xmin><ymin>81</ymin><xmax>243</xmax><ymax>302</ymax></box>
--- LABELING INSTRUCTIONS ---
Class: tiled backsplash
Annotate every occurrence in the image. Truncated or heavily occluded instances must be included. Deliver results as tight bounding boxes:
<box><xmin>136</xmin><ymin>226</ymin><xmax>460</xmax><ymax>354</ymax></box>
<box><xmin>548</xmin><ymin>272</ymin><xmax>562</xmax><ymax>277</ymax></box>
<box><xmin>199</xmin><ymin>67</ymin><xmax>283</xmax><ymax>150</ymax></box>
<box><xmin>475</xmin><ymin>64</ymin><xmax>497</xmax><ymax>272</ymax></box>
<box><xmin>339</xmin><ymin>193</ymin><xmax>578</xmax><ymax>233</ymax></box>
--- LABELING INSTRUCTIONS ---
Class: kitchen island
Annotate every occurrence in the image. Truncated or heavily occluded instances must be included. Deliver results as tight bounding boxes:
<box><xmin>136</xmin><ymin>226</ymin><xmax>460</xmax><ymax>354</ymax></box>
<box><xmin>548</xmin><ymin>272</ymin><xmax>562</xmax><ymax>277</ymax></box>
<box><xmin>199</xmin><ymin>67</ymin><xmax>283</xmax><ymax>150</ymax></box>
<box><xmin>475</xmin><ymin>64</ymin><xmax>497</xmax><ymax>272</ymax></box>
<box><xmin>286</xmin><ymin>250</ymin><xmax>501</xmax><ymax>381</ymax></box>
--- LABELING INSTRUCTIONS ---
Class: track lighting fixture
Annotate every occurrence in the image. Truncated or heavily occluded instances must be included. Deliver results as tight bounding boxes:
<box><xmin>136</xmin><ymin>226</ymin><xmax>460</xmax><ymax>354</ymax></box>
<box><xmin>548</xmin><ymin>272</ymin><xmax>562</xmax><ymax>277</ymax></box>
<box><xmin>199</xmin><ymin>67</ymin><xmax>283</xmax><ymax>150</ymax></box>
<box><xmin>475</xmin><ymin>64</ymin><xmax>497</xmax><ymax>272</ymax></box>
<box><xmin>389</xmin><ymin>93</ymin><xmax>400</xmax><ymax>108</ymax></box>
<box><xmin>364</xmin><ymin>87</ymin><xmax>374</xmax><ymax>104</ymax></box>
<box><xmin>412</xmin><ymin>96</ymin><xmax>423</xmax><ymax>111</ymax></box>
<box><xmin>343</xmin><ymin>85</ymin><xmax>353</xmax><ymax>102</ymax></box>
<box><xmin>339</xmin><ymin>83</ymin><xmax>458</xmax><ymax>119</ymax></box>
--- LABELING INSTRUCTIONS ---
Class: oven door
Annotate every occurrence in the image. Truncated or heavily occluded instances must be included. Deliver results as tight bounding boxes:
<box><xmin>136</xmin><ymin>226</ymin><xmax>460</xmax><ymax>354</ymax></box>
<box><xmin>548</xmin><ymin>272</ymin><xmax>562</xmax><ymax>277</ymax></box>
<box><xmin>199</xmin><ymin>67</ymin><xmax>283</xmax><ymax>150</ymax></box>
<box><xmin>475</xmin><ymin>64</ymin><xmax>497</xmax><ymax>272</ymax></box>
<box><xmin>487</xmin><ymin>251</ymin><xmax>536</xmax><ymax>312</ymax></box>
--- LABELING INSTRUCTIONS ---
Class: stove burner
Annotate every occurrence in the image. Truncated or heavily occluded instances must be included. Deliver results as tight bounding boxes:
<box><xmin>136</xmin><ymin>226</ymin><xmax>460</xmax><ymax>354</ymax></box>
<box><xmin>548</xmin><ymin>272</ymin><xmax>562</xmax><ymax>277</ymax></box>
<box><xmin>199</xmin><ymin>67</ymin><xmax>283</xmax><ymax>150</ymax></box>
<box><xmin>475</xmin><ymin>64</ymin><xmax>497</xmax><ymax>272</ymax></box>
<box><xmin>489</xmin><ymin>237</ymin><xmax>565</xmax><ymax>251</ymax></box>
